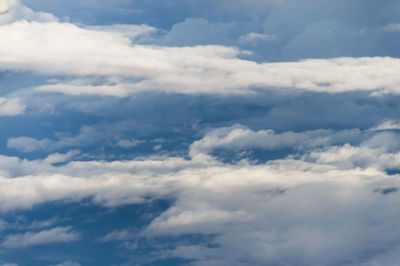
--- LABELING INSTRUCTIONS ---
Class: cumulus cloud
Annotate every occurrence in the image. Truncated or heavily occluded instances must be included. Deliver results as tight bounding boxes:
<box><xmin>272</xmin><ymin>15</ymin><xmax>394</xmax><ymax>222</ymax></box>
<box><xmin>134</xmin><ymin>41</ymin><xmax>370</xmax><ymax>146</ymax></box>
<box><xmin>0</xmin><ymin>126</ymin><xmax>398</xmax><ymax>264</ymax></box>
<box><xmin>0</xmin><ymin>20</ymin><xmax>398</xmax><ymax>96</ymax></box>
<box><xmin>0</xmin><ymin>0</ymin><xmax>57</xmax><ymax>25</ymax></box>
<box><xmin>1</xmin><ymin>1</ymin><xmax>400</xmax><ymax>265</ymax></box>
<box><xmin>2</xmin><ymin>227</ymin><xmax>78</xmax><ymax>248</ymax></box>
<box><xmin>189</xmin><ymin>125</ymin><xmax>363</xmax><ymax>157</ymax></box>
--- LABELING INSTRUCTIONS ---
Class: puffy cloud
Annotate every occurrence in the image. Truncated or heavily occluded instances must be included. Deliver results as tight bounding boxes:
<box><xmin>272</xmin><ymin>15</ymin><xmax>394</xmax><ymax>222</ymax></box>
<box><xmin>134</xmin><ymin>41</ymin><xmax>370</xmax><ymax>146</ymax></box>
<box><xmin>0</xmin><ymin>19</ymin><xmax>399</xmax><ymax>96</ymax></box>
<box><xmin>0</xmin><ymin>0</ymin><xmax>57</xmax><ymax>25</ymax></box>
<box><xmin>2</xmin><ymin>227</ymin><xmax>78</xmax><ymax>248</ymax></box>
<box><xmin>1</xmin><ymin>1</ymin><xmax>400</xmax><ymax>265</ymax></box>
<box><xmin>0</xmin><ymin>127</ymin><xmax>398</xmax><ymax>264</ymax></box>
<box><xmin>8</xmin><ymin>0</ymin><xmax>400</xmax><ymax>62</ymax></box>
<box><xmin>189</xmin><ymin>125</ymin><xmax>362</xmax><ymax>157</ymax></box>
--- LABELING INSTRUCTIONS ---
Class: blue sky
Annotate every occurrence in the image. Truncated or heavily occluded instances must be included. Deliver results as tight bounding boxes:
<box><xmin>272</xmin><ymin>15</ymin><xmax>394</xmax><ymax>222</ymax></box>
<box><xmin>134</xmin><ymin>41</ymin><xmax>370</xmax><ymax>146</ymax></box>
<box><xmin>0</xmin><ymin>0</ymin><xmax>400</xmax><ymax>265</ymax></box>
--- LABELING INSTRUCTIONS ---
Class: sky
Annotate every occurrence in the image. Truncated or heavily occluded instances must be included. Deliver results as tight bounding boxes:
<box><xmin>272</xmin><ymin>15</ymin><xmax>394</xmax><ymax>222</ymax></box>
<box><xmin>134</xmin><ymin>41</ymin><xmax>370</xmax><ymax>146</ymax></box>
<box><xmin>0</xmin><ymin>0</ymin><xmax>400</xmax><ymax>265</ymax></box>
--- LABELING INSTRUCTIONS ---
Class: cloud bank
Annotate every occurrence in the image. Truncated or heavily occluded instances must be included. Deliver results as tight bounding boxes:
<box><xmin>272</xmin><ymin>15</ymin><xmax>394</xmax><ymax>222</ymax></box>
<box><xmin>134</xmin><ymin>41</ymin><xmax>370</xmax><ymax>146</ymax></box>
<box><xmin>0</xmin><ymin>1</ymin><xmax>400</xmax><ymax>265</ymax></box>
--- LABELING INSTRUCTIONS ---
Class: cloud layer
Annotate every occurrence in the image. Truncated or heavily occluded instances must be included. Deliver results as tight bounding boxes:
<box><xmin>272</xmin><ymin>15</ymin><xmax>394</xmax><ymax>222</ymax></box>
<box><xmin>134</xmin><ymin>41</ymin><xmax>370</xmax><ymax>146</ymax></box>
<box><xmin>1</xmin><ymin>1</ymin><xmax>400</xmax><ymax>265</ymax></box>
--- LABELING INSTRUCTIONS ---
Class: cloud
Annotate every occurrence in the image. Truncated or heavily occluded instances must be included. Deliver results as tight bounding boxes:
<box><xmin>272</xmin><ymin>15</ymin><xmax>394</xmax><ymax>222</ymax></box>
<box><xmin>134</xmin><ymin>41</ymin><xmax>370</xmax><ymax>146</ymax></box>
<box><xmin>11</xmin><ymin>0</ymin><xmax>400</xmax><ymax>62</ymax></box>
<box><xmin>116</xmin><ymin>139</ymin><xmax>144</xmax><ymax>148</ymax></box>
<box><xmin>7</xmin><ymin>136</ymin><xmax>53</xmax><ymax>153</ymax></box>
<box><xmin>44</xmin><ymin>150</ymin><xmax>81</xmax><ymax>164</ymax></box>
<box><xmin>369</xmin><ymin>120</ymin><xmax>400</xmax><ymax>131</ymax></box>
<box><xmin>0</xmin><ymin>0</ymin><xmax>57</xmax><ymax>25</ymax></box>
<box><xmin>238</xmin><ymin>32</ymin><xmax>277</xmax><ymax>43</ymax></box>
<box><xmin>51</xmin><ymin>261</ymin><xmax>80</xmax><ymax>266</ymax></box>
<box><xmin>382</xmin><ymin>23</ymin><xmax>400</xmax><ymax>32</ymax></box>
<box><xmin>0</xmin><ymin>19</ymin><xmax>399</xmax><ymax>97</ymax></box>
<box><xmin>7</xmin><ymin>125</ymin><xmax>113</xmax><ymax>153</ymax></box>
<box><xmin>100</xmin><ymin>229</ymin><xmax>136</xmax><ymax>242</ymax></box>
<box><xmin>189</xmin><ymin>124</ymin><xmax>362</xmax><ymax>157</ymax></box>
<box><xmin>0</xmin><ymin>127</ymin><xmax>398</xmax><ymax>264</ymax></box>
<box><xmin>2</xmin><ymin>227</ymin><xmax>78</xmax><ymax>248</ymax></box>
<box><xmin>1</xmin><ymin>1</ymin><xmax>400</xmax><ymax>265</ymax></box>
<box><xmin>0</xmin><ymin>97</ymin><xmax>25</xmax><ymax>116</ymax></box>
<box><xmin>85</xmin><ymin>24</ymin><xmax>157</xmax><ymax>40</ymax></box>
<box><xmin>0</xmin><ymin>0</ymin><xmax>10</xmax><ymax>14</ymax></box>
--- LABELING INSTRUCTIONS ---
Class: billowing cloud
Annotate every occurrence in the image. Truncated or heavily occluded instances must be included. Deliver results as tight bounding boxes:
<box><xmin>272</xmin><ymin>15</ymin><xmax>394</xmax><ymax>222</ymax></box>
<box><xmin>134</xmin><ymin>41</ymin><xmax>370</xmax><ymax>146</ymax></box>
<box><xmin>0</xmin><ymin>126</ymin><xmax>399</xmax><ymax>264</ymax></box>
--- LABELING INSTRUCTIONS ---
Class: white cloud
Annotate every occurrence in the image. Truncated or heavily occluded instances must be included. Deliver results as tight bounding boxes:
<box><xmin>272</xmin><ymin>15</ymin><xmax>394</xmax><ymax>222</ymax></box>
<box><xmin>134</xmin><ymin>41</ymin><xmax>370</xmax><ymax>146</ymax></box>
<box><xmin>239</xmin><ymin>32</ymin><xmax>277</xmax><ymax>43</ymax></box>
<box><xmin>0</xmin><ymin>1</ymin><xmax>400</xmax><ymax>265</ymax></box>
<box><xmin>189</xmin><ymin>124</ymin><xmax>361</xmax><ymax>157</ymax></box>
<box><xmin>0</xmin><ymin>0</ymin><xmax>57</xmax><ymax>25</ymax></box>
<box><xmin>51</xmin><ymin>261</ymin><xmax>80</xmax><ymax>266</ymax></box>
<box><xmin>369</xmin><ymin>120</ymin><xmax>400</xmax><ymax>131</ymax></box>
<box><xmin>0</xmin><ymin>127</ymin><xmax>398</xmax><ymax>264</ymax></box>
<box><xmin>116</xmin><ymin>139</ymin><xmax>144</xmax><ymax>148</ymax></box>
<box><xmin>2</xmin><ymin>227</ymin><xmax>78</xmax><ymax>248</ymax></box>
<box><xmin>0</xmin><ymin>20</ymin><xmax>398</xmax><ymax>96</ymax></box>
<box><xmin>44</xmin><ymin>150</ymin><xmax>81</xmax><ymax>164</ymax></box>
<box><xmin>7</xmin><ymin>136</ymin><xmax>53</xmax><ymax>153</ymax></box>
<box><xmin>100</xmin><ymin>229</ymin><xmax>136</xmax><ymax>242</ymax></box>
<box><xmin>0</xmin><ymin>0</ymin><xmax>10</xmax><ymax>14</ymax></box>
<box><xmin>382</xmin><ymin>23</ymin><xmax>400</xmax><ymax>32</ymax></box>
<box><xmin>0</xmin><ymin>97</ymin><xmax>25</xmax><ymax>116</ymax></box>
<box><xmin>7</xmin><ymin>126</ymin><xmax>102</xmax><ymax>153</ymax></box>
<box><xmin>85</xmin><ymin>24</ymin><xmax>157</xmax><ymax>40</ymax></box>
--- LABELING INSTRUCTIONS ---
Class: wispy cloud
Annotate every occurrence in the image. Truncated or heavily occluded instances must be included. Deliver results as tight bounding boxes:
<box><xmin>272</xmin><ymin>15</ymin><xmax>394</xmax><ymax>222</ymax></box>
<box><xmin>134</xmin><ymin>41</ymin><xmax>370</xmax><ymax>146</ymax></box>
<box><xmin>2</xmin><ymin>227</ymin><xmax>79</xmax><ymax>248</ymax></box>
